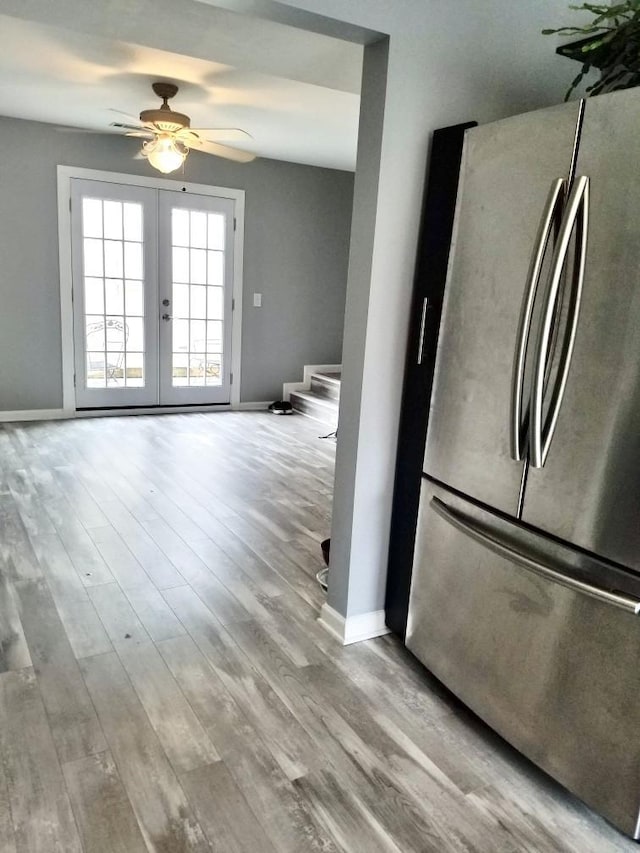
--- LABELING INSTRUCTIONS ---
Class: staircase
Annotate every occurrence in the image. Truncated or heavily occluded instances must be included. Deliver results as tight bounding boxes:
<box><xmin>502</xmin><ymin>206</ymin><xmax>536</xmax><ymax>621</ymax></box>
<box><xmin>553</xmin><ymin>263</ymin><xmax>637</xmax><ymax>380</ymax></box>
<box><xmin>288</xmin><ymin>369</ymin><xmax>341</xmax><ymax>429</ymax></box>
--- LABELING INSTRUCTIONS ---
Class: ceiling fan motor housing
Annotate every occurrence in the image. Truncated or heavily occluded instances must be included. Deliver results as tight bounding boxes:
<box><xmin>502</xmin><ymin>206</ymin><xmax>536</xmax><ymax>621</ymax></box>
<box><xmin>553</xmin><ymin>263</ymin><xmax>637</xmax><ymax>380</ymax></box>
<box><xmin>140</xmin><ymin>82</ymin><xmax>190</xmax><ymax>132</ymax></box>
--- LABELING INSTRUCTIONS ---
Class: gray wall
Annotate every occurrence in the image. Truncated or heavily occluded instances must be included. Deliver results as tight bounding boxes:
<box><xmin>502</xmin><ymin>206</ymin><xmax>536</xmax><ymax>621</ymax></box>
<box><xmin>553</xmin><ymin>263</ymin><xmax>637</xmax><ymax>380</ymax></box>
<box><xmin>0</xmin><ymin>115</ymin><xmax>353</xmax><ymax>410</ymax></box>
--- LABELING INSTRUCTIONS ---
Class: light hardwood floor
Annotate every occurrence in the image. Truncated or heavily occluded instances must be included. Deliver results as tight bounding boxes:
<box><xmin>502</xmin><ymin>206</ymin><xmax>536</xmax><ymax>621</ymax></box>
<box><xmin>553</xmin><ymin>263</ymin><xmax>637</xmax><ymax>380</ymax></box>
<box><xmin>0</xmin><ymin>411</ymin><xmax>634</xmax><ymax>852</ymax></box>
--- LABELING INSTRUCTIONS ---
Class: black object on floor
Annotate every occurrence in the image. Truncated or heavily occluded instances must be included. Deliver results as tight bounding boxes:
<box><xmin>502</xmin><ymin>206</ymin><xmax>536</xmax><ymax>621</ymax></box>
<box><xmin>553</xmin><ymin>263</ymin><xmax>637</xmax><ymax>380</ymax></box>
<box><xmin>316</xmin><ymin>538</ymin><xmax>330</xmax><ymax>591</ymax></box>
<box><xmin>268</xmin><ymin>400</ymin><xmax>293</xmax><ymax>414</ymax></box>
<box><xmin>319</xmin><ymin>429</ymin><xmax>337</xmax><ymax>439</ymax></box>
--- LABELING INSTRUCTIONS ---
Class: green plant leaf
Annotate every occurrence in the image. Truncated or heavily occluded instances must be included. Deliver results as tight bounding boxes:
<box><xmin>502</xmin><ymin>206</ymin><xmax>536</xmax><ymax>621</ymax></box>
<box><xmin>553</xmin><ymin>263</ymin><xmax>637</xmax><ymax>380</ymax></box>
<box><xmin>547</xmin><ymin>1</ymin><xmax>640</xmax><ymax>98</ymax></box>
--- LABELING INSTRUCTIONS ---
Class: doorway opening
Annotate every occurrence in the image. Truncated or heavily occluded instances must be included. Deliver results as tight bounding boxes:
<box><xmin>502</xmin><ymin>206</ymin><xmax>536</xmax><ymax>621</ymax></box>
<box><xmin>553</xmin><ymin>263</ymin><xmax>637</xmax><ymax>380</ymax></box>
<box><xmin>59</xmin><ymin>167</ymin><xmax>245</xmax><ymax>413</ymax></box>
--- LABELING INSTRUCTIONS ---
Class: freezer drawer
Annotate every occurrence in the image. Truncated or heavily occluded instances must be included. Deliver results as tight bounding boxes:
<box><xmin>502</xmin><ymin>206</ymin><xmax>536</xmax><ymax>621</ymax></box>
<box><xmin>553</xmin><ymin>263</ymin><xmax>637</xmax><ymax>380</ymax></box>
<box><xmin>406</xmin><ymin>479</ymin><xmax>640</xmax><ymax>838</ymax></box>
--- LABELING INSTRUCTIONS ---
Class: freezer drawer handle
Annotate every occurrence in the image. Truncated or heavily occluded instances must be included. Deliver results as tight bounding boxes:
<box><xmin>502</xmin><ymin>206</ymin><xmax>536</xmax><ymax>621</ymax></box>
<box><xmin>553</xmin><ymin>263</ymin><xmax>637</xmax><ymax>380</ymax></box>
<box><xmin>432</xmin><ymin>496</ymin><xmax>640</xmax><ymax>615</ymax></box>
<box><xmin>530</xmin><ymin>176</ymin><xmax>590</xmax><ymax>468</ymax></box>
<box><xmin>510</xmin><ymin>178</ymin><xmax>566</xmax><ymax>462</ymax></box>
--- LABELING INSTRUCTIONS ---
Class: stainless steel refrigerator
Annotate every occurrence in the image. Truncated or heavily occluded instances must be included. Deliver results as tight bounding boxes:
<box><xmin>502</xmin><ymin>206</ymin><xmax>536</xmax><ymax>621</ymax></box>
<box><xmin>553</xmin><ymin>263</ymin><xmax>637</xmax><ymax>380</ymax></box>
<box><xmin>406</xmin><ymin>87</ymin><xmax>640</xmax><ymax>839</ymax></box>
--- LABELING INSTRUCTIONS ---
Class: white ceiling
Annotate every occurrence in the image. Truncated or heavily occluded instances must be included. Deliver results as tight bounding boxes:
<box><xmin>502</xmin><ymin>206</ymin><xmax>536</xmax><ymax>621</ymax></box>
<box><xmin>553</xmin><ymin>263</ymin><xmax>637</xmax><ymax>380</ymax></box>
<box><xmin>0</xmin><ymin>7</ymin><xmax>362</xmax><ymax>171</ymax></box>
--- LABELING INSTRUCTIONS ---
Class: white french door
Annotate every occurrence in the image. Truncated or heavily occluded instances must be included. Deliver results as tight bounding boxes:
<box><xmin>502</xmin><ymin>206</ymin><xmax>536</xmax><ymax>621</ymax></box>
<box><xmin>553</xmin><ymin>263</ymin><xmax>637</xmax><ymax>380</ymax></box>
<box><xmin>71</xmin><ymin>180</ymin><xmax>158</xmax><ymax>407</ymax></box>
<box><xmin>158</xmin><ymin>191</ymin><xmax>234</xmax><ymax>405</ymax></box>
<box><xmin>71</xmin><ymin>178</ymin><xmax>235</xmax><ymax>409</ymax></box>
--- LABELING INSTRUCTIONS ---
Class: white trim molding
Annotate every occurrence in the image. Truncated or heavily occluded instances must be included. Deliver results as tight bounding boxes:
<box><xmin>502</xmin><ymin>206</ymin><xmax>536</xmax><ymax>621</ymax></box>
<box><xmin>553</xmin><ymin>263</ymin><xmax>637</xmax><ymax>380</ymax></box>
<box><xmin>0</xmin><ymin>401</ymin><xmax>271</xmax><ymax>422</ymax></box>
<box><xmin>74</xmin><ymin>405</ymin><xmax>232</xmax><ymax>418</ymax></box>
<box><xmin>57</xmin><ymin>165</ymin><xmax>245</xmax><ymax>414</ymax></box>
<box><xmin>0</xmin><ymin>409</ymin><xmax>70</xmax><ymax>423</ymax></box>
<box><xmin>75</xmin><ymin>403</ymin><xmax>270</xmax><ymax>416</ymax></box>
<box><xmin>318</xmin><ymin>603</ymin><xmax>390</xmax><ymax>645</ymax></box>
<box><xmin>282</xmin><ymin>363</ymin><xmax>341</xmax><ymax>402</ymax></box>
<box><xmin>235</xmin><ymin>401</ymin><xmax>271</xmax><ymax>411</ymax></box>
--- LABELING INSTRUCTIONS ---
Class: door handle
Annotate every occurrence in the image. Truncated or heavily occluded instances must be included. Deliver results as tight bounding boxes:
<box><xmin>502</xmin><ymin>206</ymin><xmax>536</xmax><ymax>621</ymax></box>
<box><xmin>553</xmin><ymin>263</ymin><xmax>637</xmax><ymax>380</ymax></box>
<box><xmin>431</xmin><ymin>496</ymin><xmax>640</xmax><ymax>614</ymax></box>
<box><xmin>530</xmin><ymin>176</ymin><xmax>589</xmax><ymax>469</ymax></box>
<box><xmin>510</xmin><ymin>178</ymin><xmax>566</xmax><ymax>462</ymax></box>
<box><xmin>162</xmin><ymin>313</ymin><xmax>172</xmax><ymax>321</ymax></box>
<box><xmin>416</xmin><ymin>297</ymin><xmax>430</xmax><ymax>365</ymax></box>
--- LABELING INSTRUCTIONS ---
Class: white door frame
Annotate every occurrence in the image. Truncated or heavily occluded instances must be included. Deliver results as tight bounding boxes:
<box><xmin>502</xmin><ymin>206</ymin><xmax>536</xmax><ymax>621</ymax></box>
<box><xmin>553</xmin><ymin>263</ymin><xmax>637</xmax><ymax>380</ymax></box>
<box><xmin>57</xmin><ymin>165</ymin><xmax>245</xmax><ymax>415</ymax></box>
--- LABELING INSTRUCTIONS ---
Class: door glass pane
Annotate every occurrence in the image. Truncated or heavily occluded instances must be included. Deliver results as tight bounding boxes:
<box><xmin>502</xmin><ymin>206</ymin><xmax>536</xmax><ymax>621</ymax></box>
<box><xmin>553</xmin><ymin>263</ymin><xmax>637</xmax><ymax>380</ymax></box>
<box><xmin>207</xmin><ymin>287</ymin><xmax>223</xmax><ymax>320</ymax></box>
<box><xmin>207</xmin><ymin>214</ymin><xmax>225</xmax><ymax>250</ymax></box>
<box><xmin>170</xmin><ymin>204</ymin><xmax>227</xmax><ymax>388</ymax></box>
<box><xmin>207</xmin><ymin>252</ymin><xmax>223</xmax><ymax>286</ymax></box>
<box><xmin>190</xmin><ymin>320</ymin><xmax>206</xmax><ymax>352</ymax></box>
<box><xmin>123</xmin><ymin>203</ymin><xmax>142</xmax><ymax>242</ymax></box>
<box><xmin>190</xmin><ymin>285</ymin><xmax>206</xmax><ymax>319</ymax></box>
<box><xmin>104</xmin><ymin>240</ymin><xmax>123</xmax><ymax>279</ymax></box>
<box><xmin>205</xmin><ymin>354</ymin><xmax>222</xmax><ymax>385</ymax></box>
<box><xmin>173</xmin><ymin>354</ymin><xmax>188</xmax><ymax>386</ymax></box>
<box><xmin>172</xmin><ymin>209</ymin><xmax>189</xmax><ymax>247</ymax></box>
<box><xmin>206</xmin><ymin>321</ymin><xmax>222</xmax><ymax>351</ymax></box>
<box><xmin>190</xmin><ymin>212</ymin><xmax>207</xmax><ymax>248</ymax></box>
<box><xmin>125</xmin><ymin>352</ymin><xmax>144</xmax><ymax>387</ymax></box>
<box><xmin>83</xmin><ymin>199</ymin><xmax>103</xmax><ymax>238</ymax></box>
<box><xmin>86</xmin><ymin>316</ymin><xmax>105</xmax><ymax>351</ymax></box>
<box><xmin>103</xmin><ymin>201</ymin><xmax>123</xmax><ymax>240</ymax></box>
<box><xmin>125</xmin><ymin>280</ymin><xmax>143</xmax><ymax>316</ymax></box>
<box><xmin>124</xmin><ymin>242</ymin><xmax>143</xmax><ymax>279</ymax></box>
<box><xmin>173</xmin><ymin>318</ymin><xmax>189</xmax><ymax>351</ymax></box>
<box><xmin>190</xmin><ymin>249</ymin><xmax>207</xmax><ymax>284</ymax></box>
<box><xmin>86</xmin><ymin>354</ymin><xmax>105</xmax><ymax>387</ymax></box>
<box><xmin>127</xmin><ymin>317</ymin><xmax>144</xmax><ymax>351</ymax></box>
<box><xmin>189</xmin><ymin>355</ymin><xmax>206</xmax><ymax>385</ymax></box>
<box><xmin>85</xmin><ymin>278</ymin><xmax>104</xmax><ymax>314</ymax></box>
<box><xmin>105</xmin><ymin>279</ymin><xmax>124</xmax><ymax>315</ymax></box>
<box><xmin>80</xmin><ymin>197</ymin><xmax>145</xmax><ymax>389</ymax></box>
<box><xmin>173</xmin><ymin>247</ymin><xmax>189</xmax><ymax>283</ymax></box>
<box><xmin>173</xmin><ymin>283</ymin><xmax>189</xmax><ymax>319</ymax></box>
<box><xmin>83</xmin><ymin>239</ymin><xmax>104</xmax><ymax>277</ymax></box>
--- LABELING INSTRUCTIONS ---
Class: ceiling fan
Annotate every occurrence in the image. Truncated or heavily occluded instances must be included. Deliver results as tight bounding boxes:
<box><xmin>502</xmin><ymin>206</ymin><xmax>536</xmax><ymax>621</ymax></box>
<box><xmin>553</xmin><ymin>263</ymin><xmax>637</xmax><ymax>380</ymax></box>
<box><xmin>110</xmin><ymin>81</ymin><xmax>256</xmax><ymax>173</ymax></box>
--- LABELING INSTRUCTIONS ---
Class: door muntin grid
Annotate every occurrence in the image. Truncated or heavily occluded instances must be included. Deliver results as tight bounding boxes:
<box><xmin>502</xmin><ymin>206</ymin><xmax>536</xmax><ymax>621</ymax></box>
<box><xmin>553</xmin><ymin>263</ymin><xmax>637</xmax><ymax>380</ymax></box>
<box><xmin>80</xmin><ymin>197</ymin><xmax>146</xmax><ymax>390</ymax></box>
<box><xmin>170</xmin><ymin>208</ymin><xmax>226</xmax><ymax>388</ymax></box>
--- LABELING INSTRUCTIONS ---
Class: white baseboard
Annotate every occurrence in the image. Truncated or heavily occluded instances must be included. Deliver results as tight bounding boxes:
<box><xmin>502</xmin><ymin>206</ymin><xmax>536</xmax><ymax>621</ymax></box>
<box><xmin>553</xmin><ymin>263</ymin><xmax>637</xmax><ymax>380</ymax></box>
<box><xmin>0</xmin><ymin>403</ymin><xmax>271</xmax><ymax>423</ymax></box>
<box><xmin>0</xmin><ymin>408</ymin><xmax>70</xmax><ymax>423</ymax></box>
<box><xmin>75</xmin><ymin>405</ymin><xmax>232</xmax><ymax>418</ymax></box>
<box><xmin>318</xmin><ymin>603</ymin><xmax>346</xmax><ymax>643</ymax></box>
<box><xmin>235</xmin><ymin>401</ymin><xmax>271</xmax><ymax>411</ymax></box>
<box><xmin>318</xmin><ymin>603</ymin><xmax>390</xmax><ymax>645</ymax></box>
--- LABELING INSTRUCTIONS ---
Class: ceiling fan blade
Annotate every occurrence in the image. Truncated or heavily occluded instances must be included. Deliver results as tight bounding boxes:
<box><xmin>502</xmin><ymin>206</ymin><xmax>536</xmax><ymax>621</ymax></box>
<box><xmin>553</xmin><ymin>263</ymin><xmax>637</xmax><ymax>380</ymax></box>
<box><xmin>188</xmin><ymin>128</ymin><xmax>253</xmax><ymax>142</ymax></box>
<box><xmin>109</xmin><ymin>108</ymin><xmax>140</xmax><ymax>122</ymax></box>
<box><xmin>124</xmin><ymin>131</ymin><xmax>155</xmax><ymax>139</ymax></box>
<box><xmin>110</xmin><ymin>122</ymin><xmax>149</xmax><ymax>132</ymax></box>
<box><xmin>195</xmin><ymin>140</ymin><xmax>257</xmax><ymax>163</ymax></box>
<box><xmin>55</xmin><ymin>125</ymin><xmax>108</xmax><ymax>134</ymax></box>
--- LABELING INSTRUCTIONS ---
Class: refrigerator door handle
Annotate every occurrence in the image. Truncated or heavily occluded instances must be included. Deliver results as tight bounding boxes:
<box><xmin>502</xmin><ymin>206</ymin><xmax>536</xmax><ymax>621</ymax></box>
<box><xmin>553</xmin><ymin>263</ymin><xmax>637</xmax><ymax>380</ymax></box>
<box><xmin>510</xmin><ymin>178</ymin><xmax>566</xmax><ymax>461</ymax></box>
<box><xmin>416</xmin><ymin>297</ymin><xmax>430</xmax><ymax>365</ymax></box>
<box><xmin>431</xmin><ymin>496</ymin><xmax>640</xmax><ymax>614</ymax></box>
<box><xmin>530</xmin><ymin>176</ymin><xmax>590</xmax><ymax>469</ymax></box>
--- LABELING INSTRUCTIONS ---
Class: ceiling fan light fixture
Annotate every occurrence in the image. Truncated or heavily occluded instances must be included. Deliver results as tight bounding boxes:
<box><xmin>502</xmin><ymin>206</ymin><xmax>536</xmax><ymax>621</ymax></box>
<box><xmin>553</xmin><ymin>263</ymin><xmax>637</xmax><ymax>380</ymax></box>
<box><xmin>143</xmin><ymin>133</ymin><xmax>188</xmax><ymax>174</ymax></box>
